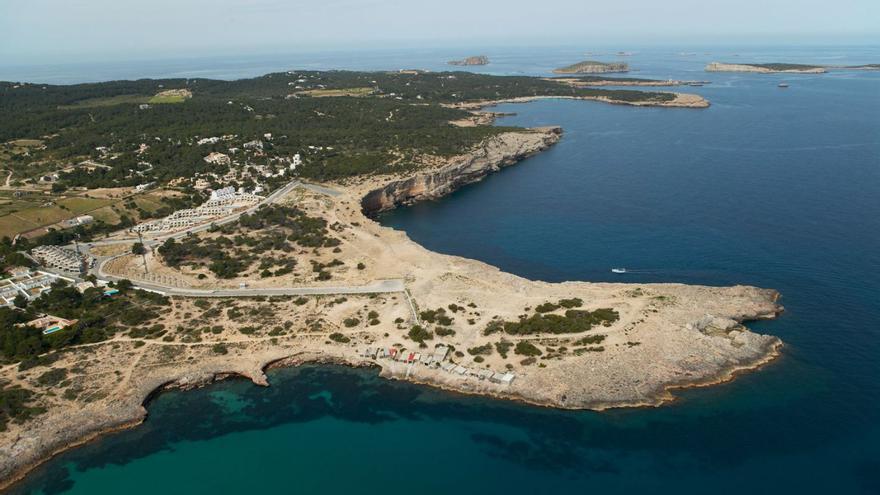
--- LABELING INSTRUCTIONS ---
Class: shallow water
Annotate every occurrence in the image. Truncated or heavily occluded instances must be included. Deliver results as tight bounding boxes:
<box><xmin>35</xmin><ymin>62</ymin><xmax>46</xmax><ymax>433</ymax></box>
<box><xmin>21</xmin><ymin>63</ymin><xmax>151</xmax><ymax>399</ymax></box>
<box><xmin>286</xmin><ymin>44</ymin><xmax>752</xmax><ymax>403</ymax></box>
<box><xmin>9</xmin><ymin>46</ymin><xmax>880</xmax><ymax>494</ymax></box>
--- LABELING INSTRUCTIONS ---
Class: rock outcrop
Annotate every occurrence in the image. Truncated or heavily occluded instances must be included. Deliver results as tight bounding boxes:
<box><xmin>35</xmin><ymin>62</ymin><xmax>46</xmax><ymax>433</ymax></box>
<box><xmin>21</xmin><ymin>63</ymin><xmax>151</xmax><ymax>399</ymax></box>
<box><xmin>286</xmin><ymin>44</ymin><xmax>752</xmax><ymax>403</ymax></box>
<box><xmin>361</xmin><ymin>128</ymin><xmax>561</xmax><ymax>214</ymax></box>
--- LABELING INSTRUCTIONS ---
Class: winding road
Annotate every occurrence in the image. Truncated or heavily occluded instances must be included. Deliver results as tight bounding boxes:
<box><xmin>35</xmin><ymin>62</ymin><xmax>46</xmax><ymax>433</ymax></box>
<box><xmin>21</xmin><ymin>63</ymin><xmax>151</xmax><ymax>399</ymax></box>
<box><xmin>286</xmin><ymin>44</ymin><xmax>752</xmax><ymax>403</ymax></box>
<box><xmin>48</xmin><ymin>179</ymin><xmax>412</xmax><ymax>305</ymax></box>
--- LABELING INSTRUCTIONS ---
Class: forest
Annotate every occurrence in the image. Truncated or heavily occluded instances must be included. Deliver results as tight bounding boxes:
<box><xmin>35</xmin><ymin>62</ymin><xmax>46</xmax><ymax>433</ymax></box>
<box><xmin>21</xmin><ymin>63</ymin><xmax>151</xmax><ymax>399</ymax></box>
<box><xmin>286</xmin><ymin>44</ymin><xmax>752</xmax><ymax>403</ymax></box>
<box><xmin>0</xmin><ymin>70</ymin><xmax>673</xmax><ymax>187</ymax></box>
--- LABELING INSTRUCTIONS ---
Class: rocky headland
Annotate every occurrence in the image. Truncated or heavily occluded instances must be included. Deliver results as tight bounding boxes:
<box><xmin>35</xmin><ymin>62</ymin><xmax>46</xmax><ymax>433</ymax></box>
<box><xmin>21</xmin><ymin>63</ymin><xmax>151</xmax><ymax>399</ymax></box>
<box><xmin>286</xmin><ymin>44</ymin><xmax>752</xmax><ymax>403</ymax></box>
<box><xmin>446</xmin><ymin>92</ymin><xmax>710</xmax><ymax>110</ymax></box>
<box><xmin>551</xmin><ymin>76</ymin><xmax>710</xmax><ymax>87</ymax></box>
<box><xmin>1</xmin><ymin>128</ymin><xmax>775</xmax><ymax>489</ymax></box>
<box><xmin>705</xmin><ymin>62</ymin><xmax>827</xmax><ymax>73</ymax></box>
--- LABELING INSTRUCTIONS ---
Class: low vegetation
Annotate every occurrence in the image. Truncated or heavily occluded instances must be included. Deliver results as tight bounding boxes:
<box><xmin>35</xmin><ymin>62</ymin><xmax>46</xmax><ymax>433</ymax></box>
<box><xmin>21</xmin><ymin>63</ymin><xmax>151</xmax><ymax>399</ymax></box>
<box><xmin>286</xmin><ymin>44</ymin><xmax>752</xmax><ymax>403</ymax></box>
<box><xmin>487</xmin><ymin>307</ymin><xmax>618</xmax><ymax>337</ymax></box>
<box><xmin>0</xmin><ymin>279</ymin><xmax>168</xmax><ymax>363</ymax></box>
<box><xmin>158</xmin><ymin>205</ymin><xmax>337</xmax><ymax>279</ymax></box>
<box><xmin>514</xmin><ymin>341</ymin><xmax>542</xmax><ymax>357</ymax></box>
<box><xmin>0</xmin><ymin>384</ymin><xmax>44</xmax><ymax>431</ymax></box>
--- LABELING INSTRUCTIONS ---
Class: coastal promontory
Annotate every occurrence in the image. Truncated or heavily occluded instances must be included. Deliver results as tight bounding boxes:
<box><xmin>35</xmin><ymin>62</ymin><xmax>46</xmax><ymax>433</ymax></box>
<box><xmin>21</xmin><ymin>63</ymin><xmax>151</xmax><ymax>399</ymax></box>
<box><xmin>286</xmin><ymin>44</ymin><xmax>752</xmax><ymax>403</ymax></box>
<box><xmin>705</xmin><ymin>62</ymin><xmax>827</xmax><ymax>73</ymax></box>
<box><xmin>0</xmin><ymin>69</ymin><xmax>763</xmax><ymax>489</ymax></box>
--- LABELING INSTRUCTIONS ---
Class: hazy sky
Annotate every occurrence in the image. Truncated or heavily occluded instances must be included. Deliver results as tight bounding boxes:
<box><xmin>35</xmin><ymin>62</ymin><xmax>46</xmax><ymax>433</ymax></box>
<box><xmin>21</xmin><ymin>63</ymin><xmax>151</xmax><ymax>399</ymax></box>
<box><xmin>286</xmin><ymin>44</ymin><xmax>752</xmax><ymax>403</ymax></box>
<box><xmin>2</xmin><ymin>0</ymin><xmax>878</xmax><ymax>64</ymax></box>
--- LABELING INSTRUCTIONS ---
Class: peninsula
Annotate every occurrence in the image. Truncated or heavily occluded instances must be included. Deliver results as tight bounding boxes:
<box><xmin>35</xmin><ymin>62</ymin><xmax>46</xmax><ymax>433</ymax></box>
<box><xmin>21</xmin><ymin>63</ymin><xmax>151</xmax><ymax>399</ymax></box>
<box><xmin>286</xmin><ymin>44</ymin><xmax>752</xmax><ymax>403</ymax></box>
<box><xmin>448</xmin><ymin>55</ymin><xmax>490</xmax><ymax>66</ymax></box>
<box><xmin>705</xmin><ymin>62</ymin><xmax>827</xmax><ymax>73</ymax></box>
<box><xmin>550</xmin><ymin>76</ymin><xmax>710</xmax><ymax>87</ymax></box>
<box><xmin>0</xmin><ymin>70</ymin><xmax>771</xmax><ymax>489</ymax></box>
<box><xmin>553</xmin><ymin>60</ymin><xmax>629</xmax><ymax>74</ymax></box>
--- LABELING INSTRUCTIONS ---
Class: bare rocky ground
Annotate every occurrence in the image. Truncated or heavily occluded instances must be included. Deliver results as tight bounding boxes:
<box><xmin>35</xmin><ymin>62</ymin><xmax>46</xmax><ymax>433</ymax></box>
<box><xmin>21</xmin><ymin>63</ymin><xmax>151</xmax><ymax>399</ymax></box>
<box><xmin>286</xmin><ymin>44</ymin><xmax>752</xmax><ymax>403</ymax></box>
<box><xmin>0</xmin><ymin>129</ymin><xmax>782</xmax><ymax>488</ymax></box>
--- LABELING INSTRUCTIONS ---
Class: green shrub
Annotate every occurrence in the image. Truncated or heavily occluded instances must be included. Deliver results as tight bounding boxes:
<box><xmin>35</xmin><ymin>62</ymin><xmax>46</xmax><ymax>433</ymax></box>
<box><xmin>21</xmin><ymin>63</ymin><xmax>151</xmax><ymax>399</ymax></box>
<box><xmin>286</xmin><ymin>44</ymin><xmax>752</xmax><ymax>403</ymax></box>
<box><xmin>467</xmin><ymin>344</ymin><xmax>493</xmax><ymax>356</ymax></box>
<box><xmin>408</xmin><ymin>325</ymin><xmax>433</xmax><ymax>343</ymax></box>
<box><xmin>435</xmin><ymin>326</ymin><xmax>456</xmax><ymax>337</ymax></box>
<box><xmin>494</xmin><ymin>341</ymin><xmax>513</xmax><ymax>358</ymax></box>
<box><xmin>36</xmin><ymin>368</ymin><xmax>67</xmax><ymax>386</ymax></box>
<box><xmin>514</xmin><ymin>341</ymin><xmax>542</xmax><ymax>357</ymax></box>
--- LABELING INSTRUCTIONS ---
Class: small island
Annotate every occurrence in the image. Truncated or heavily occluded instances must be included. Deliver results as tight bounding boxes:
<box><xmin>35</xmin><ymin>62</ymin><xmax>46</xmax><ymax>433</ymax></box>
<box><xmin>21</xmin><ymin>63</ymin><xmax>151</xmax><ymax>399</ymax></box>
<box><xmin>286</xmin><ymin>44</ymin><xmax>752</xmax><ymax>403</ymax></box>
<box><xmin>448</xmin><ymin>55</ymin><xmax>489</xmax><ymax>66</ymax></box>
<box><xmin>705</xmin><ymin>62</ymin><xmax>827</xmax><ymax>73</ymax></box>
<box><xmin>553</xmin><ymin>60</ymin><xmax>629</xmax><ymax>74</ymax></box>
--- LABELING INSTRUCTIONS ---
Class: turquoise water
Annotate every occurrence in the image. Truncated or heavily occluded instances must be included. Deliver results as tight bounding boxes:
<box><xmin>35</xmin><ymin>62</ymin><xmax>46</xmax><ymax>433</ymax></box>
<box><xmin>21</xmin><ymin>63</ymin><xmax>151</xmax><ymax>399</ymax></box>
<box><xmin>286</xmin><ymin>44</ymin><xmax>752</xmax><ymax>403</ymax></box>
<box><xmin>8</xmin><ymin>46</ymin><xmax>880</xmax><ymax>494</ymax></box>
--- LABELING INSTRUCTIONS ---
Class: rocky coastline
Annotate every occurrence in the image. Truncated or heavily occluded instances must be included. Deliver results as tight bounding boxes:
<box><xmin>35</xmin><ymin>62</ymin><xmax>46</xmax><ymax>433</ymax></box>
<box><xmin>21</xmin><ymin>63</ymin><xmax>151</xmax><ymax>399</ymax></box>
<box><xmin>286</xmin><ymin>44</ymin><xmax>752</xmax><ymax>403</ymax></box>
<box><xmin>1</xmin><ymin>126</ymin><xmax>781</xmax><ymax>490</ymax></box>
<box><xmin>551</xmin><ymin>77</ymin><xmax>711</xmax><ymax>87</ymax></box>
<box><xmin>361</xmin><ymin>128</ymin><xmax>562</xmax><ymax>214</ymax></box>
<box><xmin>705</xmin><ymin>62</ymin><xmax>827</xmax><ymax>73</ymax></box>
<box><xmin>446</xmin><ymin>92</ymin><xmax>710</xmax><ymax>111</ymax></box>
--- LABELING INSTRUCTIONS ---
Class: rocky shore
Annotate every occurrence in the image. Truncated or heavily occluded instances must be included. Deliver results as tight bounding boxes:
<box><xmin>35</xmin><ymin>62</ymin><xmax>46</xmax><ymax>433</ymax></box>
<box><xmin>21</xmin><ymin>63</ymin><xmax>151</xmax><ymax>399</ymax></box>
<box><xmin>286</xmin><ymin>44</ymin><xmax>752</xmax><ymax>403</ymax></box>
<box><xmin>446</xmin><ymin>92</ymin><xmax>710</xmax><ymax>110</ymax></box>
<box><xmin>1</xmin><ymin>128</ymin><xmax>780</xmax><ymax>490</ymax></box>
<box><xmin>361</xmin><ymin>128</ymin><xmax>561</xmax><ymax>213</ymax></box>
<box><xmin>551</xmin><ymin>77</ymin><xmax>710</xmax><ymax>87</ymax></box>
<box><xmin>705</xmin><ymin>62</ymin><xmax>827</xmax><ymax>73</ymax></box>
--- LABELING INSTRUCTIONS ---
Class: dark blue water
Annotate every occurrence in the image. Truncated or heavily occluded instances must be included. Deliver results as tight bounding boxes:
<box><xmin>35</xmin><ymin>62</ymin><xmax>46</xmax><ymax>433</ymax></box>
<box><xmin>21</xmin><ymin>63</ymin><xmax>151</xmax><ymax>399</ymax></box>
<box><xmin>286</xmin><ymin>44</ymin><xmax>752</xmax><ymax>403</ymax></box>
<box><xmin>10</xmin><ymin>46</ymin><xmax>880</xmax><ymax>494</ymax></box>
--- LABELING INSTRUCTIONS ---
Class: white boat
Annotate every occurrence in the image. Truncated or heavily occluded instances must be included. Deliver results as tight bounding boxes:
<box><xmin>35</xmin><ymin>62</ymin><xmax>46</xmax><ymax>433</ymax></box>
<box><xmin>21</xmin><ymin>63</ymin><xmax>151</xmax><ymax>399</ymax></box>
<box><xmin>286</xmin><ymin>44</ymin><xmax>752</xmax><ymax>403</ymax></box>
<box><xmin>778</xmin><ymin>83</ymin><xmax>789</xmax><ymax>88</ymax></box>
<box><xmin>611</xmin><ymin>268</ymin><xmax>627</xmax><ymax>274</ymax></box>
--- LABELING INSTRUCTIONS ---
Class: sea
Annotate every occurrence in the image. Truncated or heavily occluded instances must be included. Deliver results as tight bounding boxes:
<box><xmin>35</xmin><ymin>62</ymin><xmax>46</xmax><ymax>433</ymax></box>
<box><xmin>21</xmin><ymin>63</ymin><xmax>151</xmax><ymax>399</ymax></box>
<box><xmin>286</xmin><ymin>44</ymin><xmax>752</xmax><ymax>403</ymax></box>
<box><xmin>4</xmin><ymin>45</ymin><xmax>879</xmax><ymax>494</ymax></box>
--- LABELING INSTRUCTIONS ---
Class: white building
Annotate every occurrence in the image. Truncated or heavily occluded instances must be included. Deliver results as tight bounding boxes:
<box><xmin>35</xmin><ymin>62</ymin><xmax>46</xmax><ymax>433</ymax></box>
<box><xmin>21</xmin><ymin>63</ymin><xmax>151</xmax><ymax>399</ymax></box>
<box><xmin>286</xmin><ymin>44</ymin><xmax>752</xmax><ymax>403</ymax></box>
<box><xmin>203</xmin><ymin>152</ymin><xmax>231</xmax><ymax>166</ymax></box>
<box><xmin>61</xmin><ymin>215</ymin><xmax>94</xmax><ymax>228</ymax></box>
<box><xmin>243</xmin><ymin>140</ymin><xmax>263</xmax><ymax>151</ymax></box>
<box><xmin>0</xmin><ymin>270</ymin><xmax>65</xmax><ymax>307</ymax></box>
<box><xmin>132</xmin><ymin>190</ymin><xmax>263</xmax><ymax>234</ymax></box>
<box><xmin>31</xmin><ymin>246</ymin><xmax>93</xmax><ymax>273</ymax></box>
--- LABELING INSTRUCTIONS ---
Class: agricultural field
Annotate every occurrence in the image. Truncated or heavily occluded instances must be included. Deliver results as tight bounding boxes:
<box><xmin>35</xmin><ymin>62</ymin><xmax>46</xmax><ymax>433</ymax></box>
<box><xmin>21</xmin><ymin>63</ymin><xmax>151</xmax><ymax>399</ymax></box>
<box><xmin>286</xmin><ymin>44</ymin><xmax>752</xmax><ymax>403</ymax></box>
<box><xmin>0</xmin><ymin>190</ymin><xmax>123</xmax><ymax>238</ymax></box>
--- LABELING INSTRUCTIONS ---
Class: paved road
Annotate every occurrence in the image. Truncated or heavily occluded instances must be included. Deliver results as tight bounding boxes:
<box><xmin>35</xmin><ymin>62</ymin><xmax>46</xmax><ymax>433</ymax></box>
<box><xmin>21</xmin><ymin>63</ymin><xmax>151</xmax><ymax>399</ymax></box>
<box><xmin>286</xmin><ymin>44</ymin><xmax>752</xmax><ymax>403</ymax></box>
<box><xmin>51</xmin><ymin>178</ymin><xmax>384</xmax><ymax>299</ymax></box>
<box><xmin>300</xmin><ymin>181</ymin><xmax>342</xmax><ymax>197</ymax></box>
<box><xmin>94</xmin><ymin>261</ymin><xmax>404</xmax><ymax>296</ymax></box>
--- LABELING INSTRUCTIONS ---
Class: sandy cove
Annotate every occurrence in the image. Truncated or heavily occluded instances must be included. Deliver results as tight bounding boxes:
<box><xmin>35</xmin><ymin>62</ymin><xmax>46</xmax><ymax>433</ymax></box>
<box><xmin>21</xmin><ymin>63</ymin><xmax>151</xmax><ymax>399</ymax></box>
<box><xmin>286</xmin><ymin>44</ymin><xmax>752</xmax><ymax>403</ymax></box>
<box><xmin>1</xmin><ymin>128</ymin><xmax>782</xmax><ymax>489</ymax></box>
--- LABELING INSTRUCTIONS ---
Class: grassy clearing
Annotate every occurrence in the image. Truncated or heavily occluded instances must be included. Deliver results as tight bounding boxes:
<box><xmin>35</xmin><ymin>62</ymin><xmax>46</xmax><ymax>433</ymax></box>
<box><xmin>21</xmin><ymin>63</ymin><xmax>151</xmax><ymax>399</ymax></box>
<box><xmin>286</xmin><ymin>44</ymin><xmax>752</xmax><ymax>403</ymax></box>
<box><xmin>8</xmin><ymin>139</ymin><xmax>44</xmax><ymax>148</ymax></box>
<box><xmin>147</xmin><ymin>95</ymin><xmax>187</xmax><ymax>104</ymax></box>
<box><xmin>9</xmin><ymin>205</ymin><xmax>69</xmax><ymax>227</ymax></box>
<box><xmin>132</xmin><ymin>195</ymin><xmax>165</xmax><ymax>213</ymax></box>
<box><xmin>0</xmin><ymin>193</ymin><xmax>119</xmax><ymax>237</ymax></box>
<box><xmin>0</xmin><ymin>215</ymin><xmax>38</xmax><ymax>238</ymax></box>
<box><xmin>296</xmin><ymin>87</ymin><xmax>375</xmax><ymax>98</ymax></box>
<box><xmin>56</xmin><ymin>196</ymin><xmax>114</xmax><ymax>214</ymax></box>
<box><xmin>88</xmin><ymin>205</ymin><xmax>122</xmax><ymax>224</ymax></box>
<box><xmin>58</xmin><ymin>94</ymin><xmax>150</xmax><ymax>109</ymax></box>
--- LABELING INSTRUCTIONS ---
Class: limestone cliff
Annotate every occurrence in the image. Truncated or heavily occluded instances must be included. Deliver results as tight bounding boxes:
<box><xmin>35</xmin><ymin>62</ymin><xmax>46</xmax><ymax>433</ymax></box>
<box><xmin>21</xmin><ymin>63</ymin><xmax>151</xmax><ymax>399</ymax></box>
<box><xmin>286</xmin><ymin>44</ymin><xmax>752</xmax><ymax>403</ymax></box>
<box><xmin>361</xmin><ymin>128</ymin><xmax>562</xmax><ymax>214</ymax></box>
